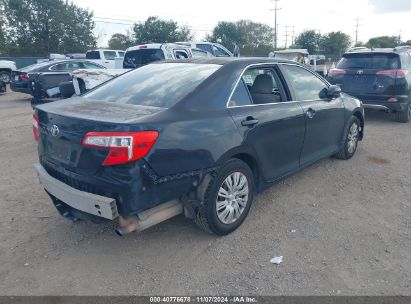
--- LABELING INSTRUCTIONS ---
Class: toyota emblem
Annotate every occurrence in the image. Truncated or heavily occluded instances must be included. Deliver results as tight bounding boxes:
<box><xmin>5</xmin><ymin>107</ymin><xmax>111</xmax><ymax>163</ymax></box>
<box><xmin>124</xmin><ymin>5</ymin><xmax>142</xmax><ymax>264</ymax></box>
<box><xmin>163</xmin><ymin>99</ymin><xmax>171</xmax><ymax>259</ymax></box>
<box><xmin>50</xmin><ymin>125</ymin><xmax>60</xmax><ymax>137</ymax></box>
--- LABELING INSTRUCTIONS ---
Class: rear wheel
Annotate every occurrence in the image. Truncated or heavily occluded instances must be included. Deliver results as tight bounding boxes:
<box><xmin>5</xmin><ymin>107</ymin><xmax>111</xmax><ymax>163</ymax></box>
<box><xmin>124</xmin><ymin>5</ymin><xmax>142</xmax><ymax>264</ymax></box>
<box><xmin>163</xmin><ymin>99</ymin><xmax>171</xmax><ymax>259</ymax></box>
<box><xmin>194</xmin><ymin>159</ymin><xmax>254</xmax><ymax>235</ymax></box>
<box><xmin>0</xmin><ymin>70</ymin><xmax>11</xmax><ymax>83</ymax></box>
<box><xmin>394</xmin><ymin>102</ymin><xmax>411</xmax><ymax>123</ymax></box>
<box><xmin>334</xmin><ymin>116</ymin><xmax>360</xmax><ymax>160</ymax></box>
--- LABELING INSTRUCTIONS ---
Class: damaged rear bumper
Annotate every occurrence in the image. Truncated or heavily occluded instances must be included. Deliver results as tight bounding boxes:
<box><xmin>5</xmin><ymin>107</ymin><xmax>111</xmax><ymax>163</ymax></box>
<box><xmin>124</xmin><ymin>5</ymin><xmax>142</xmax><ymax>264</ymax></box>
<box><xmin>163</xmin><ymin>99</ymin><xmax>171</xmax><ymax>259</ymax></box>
<box><xmin>35</xmin><ymin>163</ymin><xmax>119</xmax><ymax>220</ymax></box>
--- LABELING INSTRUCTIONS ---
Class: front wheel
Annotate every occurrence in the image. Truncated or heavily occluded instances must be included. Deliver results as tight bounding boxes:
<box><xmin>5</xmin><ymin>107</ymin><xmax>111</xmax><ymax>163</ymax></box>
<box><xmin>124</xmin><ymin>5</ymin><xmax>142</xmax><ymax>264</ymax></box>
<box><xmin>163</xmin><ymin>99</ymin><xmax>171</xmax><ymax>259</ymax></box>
<box><xmin>334</xmin><ymin>116</ymin><xmax>361</xmax><ymax>160</ymax></box>
<box><xmin>194</xmin><ymin>159</ymin><xmax>254</xmax><ymax>236</ymax></box>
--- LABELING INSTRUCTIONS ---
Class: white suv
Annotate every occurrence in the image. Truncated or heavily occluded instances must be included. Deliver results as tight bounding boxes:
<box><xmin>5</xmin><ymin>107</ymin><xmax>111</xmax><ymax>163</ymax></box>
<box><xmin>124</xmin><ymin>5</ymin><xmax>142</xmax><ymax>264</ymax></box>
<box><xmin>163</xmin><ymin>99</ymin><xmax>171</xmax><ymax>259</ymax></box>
<box><xmin>123</xmin><ymin>43</ymin><xmax>194</xmax><ymax>69</ymax></box>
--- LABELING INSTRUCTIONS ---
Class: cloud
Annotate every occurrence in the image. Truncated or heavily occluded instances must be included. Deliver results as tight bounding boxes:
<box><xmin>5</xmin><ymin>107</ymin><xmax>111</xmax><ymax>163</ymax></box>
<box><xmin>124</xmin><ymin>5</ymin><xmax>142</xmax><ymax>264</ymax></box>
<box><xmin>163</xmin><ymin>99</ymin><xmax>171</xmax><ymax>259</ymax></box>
<box><xmin>369</xmin><ymin>0</ymin><xmax>411</xmax><ymax>13</ymax></box>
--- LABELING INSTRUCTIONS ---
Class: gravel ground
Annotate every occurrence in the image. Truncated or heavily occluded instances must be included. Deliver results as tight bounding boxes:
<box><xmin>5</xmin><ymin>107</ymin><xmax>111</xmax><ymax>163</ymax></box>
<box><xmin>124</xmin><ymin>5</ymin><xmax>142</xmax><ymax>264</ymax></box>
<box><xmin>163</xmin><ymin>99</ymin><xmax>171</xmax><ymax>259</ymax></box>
<box><xmin>0</xmin><ymin>90</ymin><xmax>410</xmax><ymax>296</ymax></box>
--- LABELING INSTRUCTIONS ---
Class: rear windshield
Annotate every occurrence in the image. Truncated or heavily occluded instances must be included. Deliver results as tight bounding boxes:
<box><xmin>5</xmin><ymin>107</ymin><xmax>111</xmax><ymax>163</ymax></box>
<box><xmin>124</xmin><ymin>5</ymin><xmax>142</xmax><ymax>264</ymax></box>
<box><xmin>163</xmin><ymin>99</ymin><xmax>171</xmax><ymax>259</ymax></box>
<box><xmin>19</xmin><ymin>61</ymin><xmax>55</xmax><ymax>72</ymax></box>
<box><xmin>123</xmin><ymin>49</ymin><xmax>165</xmax><ymax>68</ymax></box>
<box><xmin>86</xmin><ymin>51</ymin><xmax>101</xmax><ymax>60</ymax></box>
<box><xmin>337</xmin><ymin>53</ymin><xmax>400</xmax><ymax>70</ymax></box>
<box><xmin>84</xmin><ymin>63</ymin><xmax>221</xmax><ymax>108</ymax></box>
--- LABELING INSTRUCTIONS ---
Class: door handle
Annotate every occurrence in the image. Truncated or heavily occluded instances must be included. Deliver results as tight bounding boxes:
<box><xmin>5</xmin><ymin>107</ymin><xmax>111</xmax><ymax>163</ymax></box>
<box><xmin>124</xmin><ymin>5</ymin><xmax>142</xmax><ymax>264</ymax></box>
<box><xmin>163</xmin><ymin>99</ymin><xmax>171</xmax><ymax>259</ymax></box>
<box><xmin>241</xmin><ymin>116</ymin><xmax>259</xmax><ymax>127</ymax></box>
<box><xmin>306</xmin><ymin>108</ymin><xmax>316</xmax><ymax>119</ymax></box>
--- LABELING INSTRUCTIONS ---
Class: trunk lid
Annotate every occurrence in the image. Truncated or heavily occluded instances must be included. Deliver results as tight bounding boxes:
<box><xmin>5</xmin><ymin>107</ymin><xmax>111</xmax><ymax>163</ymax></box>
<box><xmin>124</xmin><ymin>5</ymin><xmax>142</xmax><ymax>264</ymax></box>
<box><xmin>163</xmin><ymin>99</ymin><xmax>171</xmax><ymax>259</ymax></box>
<box><xmin>36</xmin><ymin>97</ymin><xmax>163</xmax><ymax>175</ymax></box>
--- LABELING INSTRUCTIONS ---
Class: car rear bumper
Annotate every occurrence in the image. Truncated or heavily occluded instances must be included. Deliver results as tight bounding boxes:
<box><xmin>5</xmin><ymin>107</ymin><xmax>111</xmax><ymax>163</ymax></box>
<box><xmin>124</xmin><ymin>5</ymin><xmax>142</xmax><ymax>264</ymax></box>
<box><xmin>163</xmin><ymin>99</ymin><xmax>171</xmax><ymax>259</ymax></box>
<box><xmin>349</xmin><ymin>95</ymin><xmax>410</xmax><ymax>112</ymax></box>
<box><xmin>35</xmin><ymin>163</ymin><xmax>119</xmax><ymax>220</ymax></box>
<box><xmin>37</xmin><ymin>157</ymin><xmax>197</xmax><ymax>219</ymax></box>
<box><xmin>10</xmin><ymin>82</ymin><xmax>31</xmax><ymax>94</ymax></box>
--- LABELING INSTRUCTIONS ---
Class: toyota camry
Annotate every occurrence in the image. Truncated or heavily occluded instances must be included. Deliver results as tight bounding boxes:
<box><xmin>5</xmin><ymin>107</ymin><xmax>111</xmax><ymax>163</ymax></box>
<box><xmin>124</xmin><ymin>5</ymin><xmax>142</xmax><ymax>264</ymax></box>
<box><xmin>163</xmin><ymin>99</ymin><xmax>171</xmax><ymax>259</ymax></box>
<box><xmin>33</xmin><ymin>58</ymin><xmax>364</xmax><ymax>236</ymax></box>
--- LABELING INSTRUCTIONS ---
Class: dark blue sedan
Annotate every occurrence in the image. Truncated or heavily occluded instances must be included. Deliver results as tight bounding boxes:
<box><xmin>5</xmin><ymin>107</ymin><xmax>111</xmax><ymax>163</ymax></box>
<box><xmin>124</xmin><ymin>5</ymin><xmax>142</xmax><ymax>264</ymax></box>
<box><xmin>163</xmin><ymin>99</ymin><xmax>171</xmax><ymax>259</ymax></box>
<box><xmin>33</xmin><ymin>58</ymin><xmax>364</xmax><ymax>236</ymax></box>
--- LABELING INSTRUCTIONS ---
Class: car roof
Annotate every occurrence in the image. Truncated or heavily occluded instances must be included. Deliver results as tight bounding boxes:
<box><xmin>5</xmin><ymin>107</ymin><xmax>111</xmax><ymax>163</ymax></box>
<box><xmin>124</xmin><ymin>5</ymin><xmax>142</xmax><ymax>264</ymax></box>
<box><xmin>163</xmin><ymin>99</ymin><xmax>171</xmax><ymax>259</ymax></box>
<box><xmin>126</xmin><ymin>43</ymin><xmax>191</xmax><ymax>52</ymax></box>
<box><xmin>158</xmin><ymin>57</ymin><xmax>296</xmax><ymax>66</ymax></box>
<box><xmin>344</xmin><ymin>48</ymin><xmax>409</xmax><ymax>55</ymax></box>
<box><xmin>19</xmin><ymin>59</ymin><xmax>104</xmax><ymax>72</ymax></box>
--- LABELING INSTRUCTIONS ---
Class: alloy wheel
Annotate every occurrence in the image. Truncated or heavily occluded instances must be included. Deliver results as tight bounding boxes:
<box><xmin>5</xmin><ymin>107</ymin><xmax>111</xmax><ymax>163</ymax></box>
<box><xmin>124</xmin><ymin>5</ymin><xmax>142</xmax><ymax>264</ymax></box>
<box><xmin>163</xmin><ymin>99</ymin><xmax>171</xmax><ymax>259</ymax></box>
<box><xmin>347</xmin><ymin>122</ymin><xmax>359</xmax><ymax>154</ymax></box>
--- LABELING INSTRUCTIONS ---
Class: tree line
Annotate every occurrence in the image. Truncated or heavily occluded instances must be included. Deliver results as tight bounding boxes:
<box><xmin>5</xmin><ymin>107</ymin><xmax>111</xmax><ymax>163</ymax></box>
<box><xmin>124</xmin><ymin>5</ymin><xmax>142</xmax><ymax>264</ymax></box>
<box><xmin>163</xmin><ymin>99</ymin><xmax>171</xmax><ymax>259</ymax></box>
<box><xmin>1</xmin><ymin>0</ymin><xmax>410</xmax><ymax>57</ymax></box>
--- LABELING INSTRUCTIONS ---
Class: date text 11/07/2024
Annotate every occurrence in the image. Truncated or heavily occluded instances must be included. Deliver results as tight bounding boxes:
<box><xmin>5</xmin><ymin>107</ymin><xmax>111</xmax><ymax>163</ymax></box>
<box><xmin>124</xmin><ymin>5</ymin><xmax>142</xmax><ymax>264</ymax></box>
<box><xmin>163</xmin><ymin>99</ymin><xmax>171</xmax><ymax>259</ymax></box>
<box><xmin>149</xmin><ymin>296</ymin><xmax>258</xmax><ymax>303</ymax></box>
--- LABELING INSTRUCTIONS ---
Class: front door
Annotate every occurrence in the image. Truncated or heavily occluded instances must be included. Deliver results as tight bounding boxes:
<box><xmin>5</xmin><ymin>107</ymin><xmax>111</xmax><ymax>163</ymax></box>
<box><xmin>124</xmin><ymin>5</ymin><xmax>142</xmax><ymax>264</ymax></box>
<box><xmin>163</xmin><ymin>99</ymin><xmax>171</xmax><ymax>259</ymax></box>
<box><xmin>279</xmin><ymin>64</ymin><xmax>345</xmax><ymax>166</ymax></box>
<box><xmin>228</xmin><ymin>65</ymin><xmax>305</xmax><ymax>181</ymax></box>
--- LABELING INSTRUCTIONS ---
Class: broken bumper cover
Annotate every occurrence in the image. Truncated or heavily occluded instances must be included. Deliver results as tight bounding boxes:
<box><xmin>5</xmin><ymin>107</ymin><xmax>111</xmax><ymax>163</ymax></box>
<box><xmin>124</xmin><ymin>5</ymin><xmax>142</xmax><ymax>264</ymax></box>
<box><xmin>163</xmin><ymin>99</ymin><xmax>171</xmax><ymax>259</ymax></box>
<box><xmin>34</xmin><ymin>163</ymin><xmax>119</xmax><ymax>220</ymax></box>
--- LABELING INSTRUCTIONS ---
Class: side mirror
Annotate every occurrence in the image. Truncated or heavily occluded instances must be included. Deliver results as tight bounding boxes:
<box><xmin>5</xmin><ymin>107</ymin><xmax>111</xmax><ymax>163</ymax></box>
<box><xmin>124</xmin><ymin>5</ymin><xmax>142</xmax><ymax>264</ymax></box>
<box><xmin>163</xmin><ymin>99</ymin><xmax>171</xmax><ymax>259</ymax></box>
<box><xmin>327</xmin><ymin>85</ymin><xmax>341</xmax><ymax>99</ymax></box>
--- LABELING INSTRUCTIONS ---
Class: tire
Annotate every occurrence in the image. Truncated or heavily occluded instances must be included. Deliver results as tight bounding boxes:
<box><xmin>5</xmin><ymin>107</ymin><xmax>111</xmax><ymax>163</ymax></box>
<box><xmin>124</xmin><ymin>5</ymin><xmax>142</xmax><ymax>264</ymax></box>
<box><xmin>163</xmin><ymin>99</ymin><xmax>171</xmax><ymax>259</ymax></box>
<box><xmin>194</xmin><ymin>159</ymin><xmax>254</xmax><ymax>236</ymax></box>
<box><xmin>394</xmin><ymin>102</ymin><xmax>410</xmax><ymax>123</ymax></box>
<box><xmin>334</xmin><ymin>116</ymin><xmax>361</xmax><ymax>160</ymax></box>
<box><xmin>0</xmin><ymin>71</ymin><xmax>11</xmax><ymax>83</ymax></box>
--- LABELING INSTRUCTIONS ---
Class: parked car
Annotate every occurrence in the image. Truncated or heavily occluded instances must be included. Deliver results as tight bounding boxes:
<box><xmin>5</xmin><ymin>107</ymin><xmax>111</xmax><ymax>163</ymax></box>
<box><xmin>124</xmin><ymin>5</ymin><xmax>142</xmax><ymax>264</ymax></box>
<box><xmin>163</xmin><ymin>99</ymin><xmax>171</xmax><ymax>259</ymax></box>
<box><xmin>33</xmin><ymin>58</ymin><xmax>364</xmax><ymax>236</ymax></box>
<box><xmin>176</xmin><ymin>41</ymin><xmax>233</xmax><ymax>57</ymax></box>
<box><xmin>10</xmin><ymin>60</ymin><xmax>105</xmax><ymax>96</ymax></box>
<box><xmin>0</xmin><ymin>60</ymin><xmax>17</xmax><ymax>83</ymax></box>
<box><xmin>123</xmin><ymin>43</ymin><xmax>193</xmax><ymax>69</ymax></box>
<box><xmin>85</xmin><ymin>49</ymin><xmax>125</xmax><ymax>69</ymax></box>
<box><xmin>328</xmin><ymin>47</ymin><xmax>411</xmax><ymax>122</ymax></box>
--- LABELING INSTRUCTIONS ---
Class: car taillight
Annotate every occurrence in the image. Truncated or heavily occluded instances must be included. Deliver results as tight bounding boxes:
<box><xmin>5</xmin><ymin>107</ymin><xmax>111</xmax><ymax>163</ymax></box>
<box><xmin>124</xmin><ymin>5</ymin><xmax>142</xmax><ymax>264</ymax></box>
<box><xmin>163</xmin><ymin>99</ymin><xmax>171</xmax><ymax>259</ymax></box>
<box><xmin>82</xmin><ymin>131</ymin><xmax>159</xmax><ymax>166</ymax></box>
<box><xmin>139</xmin><ymin>45</ymin><xmax>148</xmax><ymax>49</ymax></box>
<box><xmin>19</xmin><ymin>74</ymin><xmax>29</xmax><ymax>80</ymax></box>
<box><xmin>376</xmin><ymin>70</ymin><xmax>408</xmax><ymax>78</ymax></box>
<box><xmin>32</xmin><ymin>113</ymin><xmax>39</xmax><ymax>141</ymax></box>
<box><xmin>328</xmin><ymin>69</ymin><xmax>346</xmax><ymax>77</ymax></box>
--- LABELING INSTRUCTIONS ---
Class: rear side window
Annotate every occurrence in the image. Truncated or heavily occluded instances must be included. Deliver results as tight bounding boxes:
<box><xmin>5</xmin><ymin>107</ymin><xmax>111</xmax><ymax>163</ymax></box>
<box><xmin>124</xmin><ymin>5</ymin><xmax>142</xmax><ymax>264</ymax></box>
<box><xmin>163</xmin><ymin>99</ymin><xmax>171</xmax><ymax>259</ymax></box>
<box><xmin>118</xmin><ymin>52</ymin><xmax>125</xmax><ymax>58</ymax></box>
<box><xmin>123</xmin><ymin>49</ymin><xmax>165</xmax><ymax>68</ymax></box>
<box><xmin>174</xmin><ymin>50</ymin><xmax>189</xmax><ymax>59</ymax></box>
<box><xmin>82</xmin><ymin>62</ymin><xmax>105</xmax><ymax>69</ymax></box>
<box><xmin>86</xmin><ymin>51</ymin><xmax>100</xmax><ymax>60</ymax></box>
<box><xmin>337</xmin><ymin>54</ymin><xmax>400</xmax><ymax>70</ymax></box>
<box><xmin>196</xmin><ymin>44</ymin><xmax>213</xmax><ymax>54</ymax></box>
<box><xmin>213</xmin><ymin>45</ymin><xmax>231</xmax><ymax>57</ymax></box>
<box><xmin>50</xmin><ymin>62</ymin><xmax>83</xmax><ymax>71</ymax></box>
<box><xmin>229</xmin><ymin>79</ymin><xmax>252</xmax><ymax>107</ymax></box>
<box><xmin>281</xmin><ymin>64</ymin><xmax>328</xmax><ymax>101</ymax></box>
<box><xmin>84</xmin><ymin>63</ymin><xmax>220</xmax><ymax>108</ymax></box>
<box><xmin>103</xmin><ymin>51</ymin><xmax>117</xmax><ymax>60</ymax></box>
<box><xmin>192</xmin><ymin>49</ymin><xmax>208</xmax><ymax>57</ymax></box>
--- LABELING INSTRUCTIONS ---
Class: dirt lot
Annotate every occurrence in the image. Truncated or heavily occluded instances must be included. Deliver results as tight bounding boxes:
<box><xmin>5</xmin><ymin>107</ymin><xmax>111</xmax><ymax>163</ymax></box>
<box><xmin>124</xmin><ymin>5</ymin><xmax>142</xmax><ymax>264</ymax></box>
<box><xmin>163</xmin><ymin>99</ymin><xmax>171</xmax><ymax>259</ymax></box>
<box><xmin>0</xmin><ymin>90</ymin><xmax>410</xmax><ymax>296</ymax></box>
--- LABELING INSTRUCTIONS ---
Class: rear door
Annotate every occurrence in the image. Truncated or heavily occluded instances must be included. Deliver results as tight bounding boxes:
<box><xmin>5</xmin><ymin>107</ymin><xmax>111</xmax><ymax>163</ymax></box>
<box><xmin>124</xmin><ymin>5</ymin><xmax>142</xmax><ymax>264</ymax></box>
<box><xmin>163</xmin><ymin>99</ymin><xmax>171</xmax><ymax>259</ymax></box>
<box><xmin>332</xmin><ymin>53</ymin><xmax>400</xmax><ymax>101</ymax></box>
<box><xmin>228</xmin><ymin>65</ymin><xmax>305</xmax><ymax>181</ymax></box>
<box><xmin>279</xmin><ymin>64</ymin><xmax>345</xmax><ymax>166</ymax></box>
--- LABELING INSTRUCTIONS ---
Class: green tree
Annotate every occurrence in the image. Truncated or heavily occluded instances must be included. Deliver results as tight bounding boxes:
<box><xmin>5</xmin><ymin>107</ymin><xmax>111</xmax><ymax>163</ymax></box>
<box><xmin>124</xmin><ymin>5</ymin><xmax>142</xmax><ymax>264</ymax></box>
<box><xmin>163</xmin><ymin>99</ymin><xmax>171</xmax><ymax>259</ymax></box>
<box><xmin>208</xmin><ymin>20</ymin><xmax>274</xmax><ymax>56</ymax></box>
<box><xmin>2</xmin><ymin>0</ymin><xmax>96</xmax><ymax>56</ymax></box>
<box><xmin>293</xmin><ymin>30</ymin><xmax>321</xmax><ymax>54</ymax></box>
<box><xmin>366</xmin><ymin>36</ymin><xmax>399</xmax><ymax>48</ymax></box>
<box><xmin>108</xmin><ymin>33</ymin><xmax>133</xmax><ymax>50</ymax></box>
<box><xmin>132</xmin><ymin>16</ymin><xmax>193</xmax><ymax>44</ymax></box>
<box><xmin>320</xmin><ymin>31</ymin><xmax>351</xmax><ymax>56</ymax></box>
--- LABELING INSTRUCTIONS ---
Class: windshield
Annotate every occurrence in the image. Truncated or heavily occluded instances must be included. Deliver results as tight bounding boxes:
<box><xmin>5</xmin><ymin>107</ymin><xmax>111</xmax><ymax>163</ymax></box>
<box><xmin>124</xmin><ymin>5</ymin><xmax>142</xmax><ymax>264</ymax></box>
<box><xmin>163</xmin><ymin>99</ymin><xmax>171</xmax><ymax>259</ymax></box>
<box><xmin>337</xmin><ymin>53</ymin><xmax>400</xmax><ymax>70</ymax></box>
<box><xmin>123</xmin><ymin>49</ymin><xmax>165</xmax><ymax>68</ymax></box>
<box><xmin>84</xmin><ymin>63</ymin><xmax>221</xmax><ymax>108</ymax></box>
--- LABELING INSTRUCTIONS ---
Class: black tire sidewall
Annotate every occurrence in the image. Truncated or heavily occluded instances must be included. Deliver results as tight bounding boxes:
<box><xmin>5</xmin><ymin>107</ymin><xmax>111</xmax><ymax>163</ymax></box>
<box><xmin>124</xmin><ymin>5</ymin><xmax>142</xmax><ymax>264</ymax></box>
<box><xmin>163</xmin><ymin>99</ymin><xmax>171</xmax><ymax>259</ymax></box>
<box><xmin>0</xmin><ymin>71</ymin><xmax>11</xmax><ymax>83</ymax></box>
<box><xmin>343</xmin><ymin>116</ymin><xmax>360</xmax><ymax>159</ymax></box>
<box><xmin>205</xmin><ymin>159</ymin><xmax>254</xmax><ymax>235</ymax></box>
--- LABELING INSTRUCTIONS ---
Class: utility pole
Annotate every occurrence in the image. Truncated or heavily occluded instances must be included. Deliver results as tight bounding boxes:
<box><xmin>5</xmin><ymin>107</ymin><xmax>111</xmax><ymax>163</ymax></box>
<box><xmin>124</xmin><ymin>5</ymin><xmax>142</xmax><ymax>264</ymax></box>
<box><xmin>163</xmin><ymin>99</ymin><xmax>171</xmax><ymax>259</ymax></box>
<box><xmin>291</xmin><ymin>26</ymin><xmax>295</xmax><ymax>46</ymax></box>
<box><xmin>355</xmin><ymin>17</ymin><xmax>362</xmax><ymax>45</ymax></box>
<box><xmin>270</xmin><ymin>0</ymin><xmax>281</xmax><ymax>50</ymax></box>
<box><xmin>398</xmin><ymin>29</ymin><xmax>402</xmax><ymax>44</ymax></box>
<box><xmin>284</xmin><ymin>26</ymin><xmax>291</xmax><ymax>49</ymax></box>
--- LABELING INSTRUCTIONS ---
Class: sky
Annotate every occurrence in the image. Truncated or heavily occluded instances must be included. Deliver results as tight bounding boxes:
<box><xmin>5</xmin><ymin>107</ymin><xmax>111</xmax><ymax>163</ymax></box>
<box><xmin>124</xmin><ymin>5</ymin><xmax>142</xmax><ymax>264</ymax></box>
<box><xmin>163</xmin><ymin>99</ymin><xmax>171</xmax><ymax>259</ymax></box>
<box><xmin>72</xmin><ymin>0</ymin><xmax>411</xmax><ymax>48</ymax></box>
